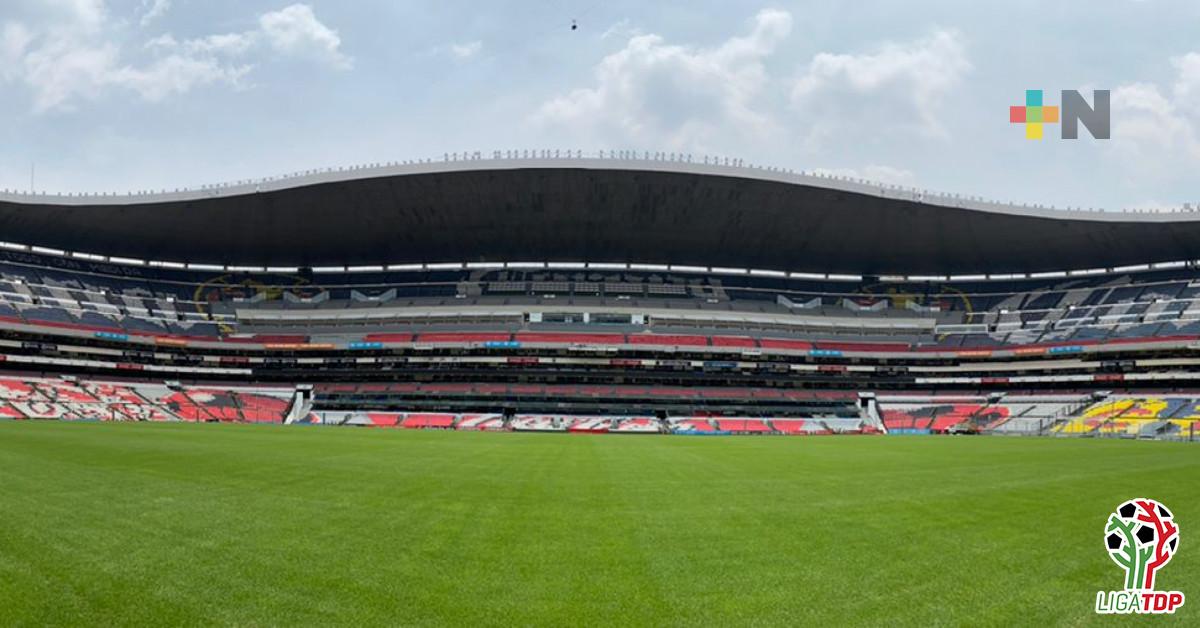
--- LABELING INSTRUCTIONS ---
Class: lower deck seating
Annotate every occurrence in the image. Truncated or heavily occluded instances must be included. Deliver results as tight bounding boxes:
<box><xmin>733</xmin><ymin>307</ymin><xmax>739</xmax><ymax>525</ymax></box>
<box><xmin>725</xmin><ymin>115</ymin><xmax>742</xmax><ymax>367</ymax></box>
<box><xmin>400</xmin><ymin>413</ymin><xmax>456</xmax><ymax>429</ymax></box>
<box><xmin>566</xmin><ymin>417</ymin><xmax>613</xmax><ymax>432</ymax></box>
<box><xmin>714</xmin><ymin>418</ymin><xmax>771</xmax><ymax>433</ymax></box>
<box><xmin>511</xmin><ymin>415</ymin><xmax>565</xmax><ymax>431</ymax></box>
<box><xmin>672</xmin><ymin>418</ymin><xmax>715</xmax><ymax>432</ymax></box>
<box><xmin>0</xmin><ymin>376</ymin><xmax>293</xmax><ymax>422</ymax></box>
<box><xmin>769</xmin><ymin>419</ymin><xmax>807</xmax><ymax>434</ymax></box>
<box><xmin>880</xmin><ymin>403</ymin><xmax>986</xmax><ymax>432</ymax></box>
<box><xmin>455</xmin><ymin>414</ymin><xmax>505</xmax><ymax>430</ymax></box>
<box><xmin>821</xmin><ymin>418</ymin><xmax>869</xmax><ymax>433</ymax></box>
<box><xmin>1056</xmin><ymin>397</ymin><xmax>1200</xmax><ymax>436</ymax></box>
<box><xmin>612</xmin><ymin>418</ymin><xmax>659</xmax><ymax>433</ymax></box>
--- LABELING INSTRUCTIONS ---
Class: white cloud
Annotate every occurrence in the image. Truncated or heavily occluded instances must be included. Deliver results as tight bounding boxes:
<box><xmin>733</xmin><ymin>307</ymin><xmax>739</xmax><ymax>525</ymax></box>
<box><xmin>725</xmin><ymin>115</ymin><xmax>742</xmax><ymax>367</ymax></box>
<box><xmin>532</xmin><ymin>9</ymin><xmax>793</xmax><ymax>152</ymax></box>
<box><xmin>146</xmin><ymin>31</ymin><xmax>257</xmax><ymax>57</ymax></box>
<box><xmin>0</xmin><ymin>23</ymin><xmax>34</xmax><ymax>81</ymax></box>
<box><xmin>259</xmin><ymin>3</ymin><xmax>351</xmax><ymax>69</ymax></box>
<box><xmin>533</xmin><ymin>10</ymin><xmax>968</xmax><ymax>169</ymax></box>
<box><xmin>48</xmin><ymin>0</ymin><xmax>107</xmax><ymax>32</ymax></box>
<box><xmin>600</xmin><ymin>19</ymin><xmax>640</xmax><ymax>41</ymax></box>
<box><xmin>449</xmin><ymin>40</ymin><xmax>482</xmax><ymax>59</ymax></box>
<box><xmin>110</xmin><ymin>54</ymin><xmax>252</xmax><ymax>102</ymax></box>
<box><xmin>0</xmin><ymin>1</ymin><xmax>350</xmax><ymax>112</ymax></box>
<box><xmin>1106</xmin><ymin>55</ymin><xmax>1200</xmax><ymax>177</ymax></box>
<box><xmin>139</xmin><ymin>0</ymin><xmax>170</xmax><ymax>27</ymax></box>
<box><xmin>791</xmin><ymin>30</ymin><xmax>970</xmax><ymax>142</ymax></box>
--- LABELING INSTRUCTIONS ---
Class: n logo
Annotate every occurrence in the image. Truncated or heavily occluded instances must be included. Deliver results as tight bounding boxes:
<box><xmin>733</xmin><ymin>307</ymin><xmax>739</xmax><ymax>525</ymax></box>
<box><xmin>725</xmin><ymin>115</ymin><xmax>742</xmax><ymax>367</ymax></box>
<box><xmin>1010</xmin><ymin>89</ymin><xmax>1110</xmax><ymax>140</ymax></box>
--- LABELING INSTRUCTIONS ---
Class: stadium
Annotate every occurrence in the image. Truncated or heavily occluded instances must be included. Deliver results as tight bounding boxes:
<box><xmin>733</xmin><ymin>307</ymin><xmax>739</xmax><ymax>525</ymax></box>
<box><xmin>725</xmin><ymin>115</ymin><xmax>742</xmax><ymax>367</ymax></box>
<box><xmin>2</xmin><ymin>153</ymin><xmax>1200</xmax><ymax>439</ymax></box>
<box><xmin>1</xmin><ymin>152</ymin><xmax>1198</xmax><ymax>624</ymax></box>
<box><xmin>4</xmin><ymin>2</ymin><xmax>1200</xmax><ymax>622</ymax></box>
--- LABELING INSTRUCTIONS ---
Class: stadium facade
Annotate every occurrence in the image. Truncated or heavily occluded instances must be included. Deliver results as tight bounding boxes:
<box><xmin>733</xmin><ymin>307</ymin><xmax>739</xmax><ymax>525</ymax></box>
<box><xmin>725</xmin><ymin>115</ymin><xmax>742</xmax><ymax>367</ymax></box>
<box><xmin>1</xmin><ymin>153</ymin><xmax>1199</xmax><ymax>439</ymax></box>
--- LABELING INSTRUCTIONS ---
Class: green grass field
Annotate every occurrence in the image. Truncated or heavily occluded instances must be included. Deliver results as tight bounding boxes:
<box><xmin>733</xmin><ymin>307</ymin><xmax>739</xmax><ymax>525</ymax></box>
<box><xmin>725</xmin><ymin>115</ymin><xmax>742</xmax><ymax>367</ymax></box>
<box><xmin>0</xmin><ymin>422</ymin><xmax>1195</xmax><ymax>626</ymax></box>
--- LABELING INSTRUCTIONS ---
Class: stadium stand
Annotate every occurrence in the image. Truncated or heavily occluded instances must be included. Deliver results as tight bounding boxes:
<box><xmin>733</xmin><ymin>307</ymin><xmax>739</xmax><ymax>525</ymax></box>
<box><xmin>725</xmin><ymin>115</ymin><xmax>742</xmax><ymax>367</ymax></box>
<box><xmin>0</xmin><ymin>375</ymin><xmax>294</xmax><ymax>422</ymax></box>
<box><xmin>0</xmin><ymin>159</ymin><xmax>1199</xmax><ymax>441</ymax></box>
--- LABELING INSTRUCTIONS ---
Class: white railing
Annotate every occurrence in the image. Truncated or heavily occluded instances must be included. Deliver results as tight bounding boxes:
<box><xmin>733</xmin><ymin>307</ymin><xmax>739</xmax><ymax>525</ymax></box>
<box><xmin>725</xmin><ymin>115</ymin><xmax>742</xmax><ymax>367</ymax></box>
<box><xmin>2</xmin><ymin>149</ymin><xmax>1198</xmax><ymax>216</ymax></box>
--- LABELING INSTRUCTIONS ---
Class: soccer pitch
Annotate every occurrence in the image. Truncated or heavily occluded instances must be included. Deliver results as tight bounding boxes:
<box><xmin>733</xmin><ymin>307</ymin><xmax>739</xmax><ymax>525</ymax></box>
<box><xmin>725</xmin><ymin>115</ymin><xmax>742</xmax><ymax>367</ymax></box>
<box><xmin>0</xmin><ymin>423</ymin><xmax>1195</xmax><ymax>626</ymax></box>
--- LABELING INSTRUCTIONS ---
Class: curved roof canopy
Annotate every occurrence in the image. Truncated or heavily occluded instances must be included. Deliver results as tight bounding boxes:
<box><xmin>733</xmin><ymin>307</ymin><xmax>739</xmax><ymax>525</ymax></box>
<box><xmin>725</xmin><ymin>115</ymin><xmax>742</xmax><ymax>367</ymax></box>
<box><xmin>2</xmin><ymin>158</ymin><xmax>1198</xmax><ymax>275</ymax></box>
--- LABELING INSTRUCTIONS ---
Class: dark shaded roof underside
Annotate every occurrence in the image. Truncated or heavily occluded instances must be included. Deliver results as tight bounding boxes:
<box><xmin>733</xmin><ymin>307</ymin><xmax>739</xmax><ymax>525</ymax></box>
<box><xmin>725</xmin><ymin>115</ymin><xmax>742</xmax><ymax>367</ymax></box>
<box><xmin>2</xmin><ymin>167</ymin><xmax>1198</xmax><ymax>274</ymax></box>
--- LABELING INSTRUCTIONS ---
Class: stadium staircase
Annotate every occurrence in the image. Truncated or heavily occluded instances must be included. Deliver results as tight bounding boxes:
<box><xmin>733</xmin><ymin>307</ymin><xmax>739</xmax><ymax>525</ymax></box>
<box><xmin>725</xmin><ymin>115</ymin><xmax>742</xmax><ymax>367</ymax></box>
<box><xmin>228</xmin><ymin>391</ymin><xmax>247</xmax><ymax>422</ymax></box>
<box><xmin>132</xmin><ymin>387</ymin><xmax>168</xmax><ymax>420</ymax></box>
<box><xmin>962</xmin><ymin>401</ymin><xmax>999</xmax><ymax>432</ymax></box>
<box><xmin>1089</xmin><ymin>400</ymin><xmax>1137</xmax><ymax>437</ymax></box>
<box><xmin>179</xmin><ymin>389</ymin><xmax>221</xmax><ymax>422</ymax></box>
<box><xmin>859</xmin><ymin>399</ymin><xmax>885</xmax><ymax>433</ymax></box>
<box><xmin>1138</xmin><ymin>420</ymin><xmax>1173</xmax><ymax>439</ymax></box>
<box><xmin>1043</xmin><ymin>398</ymin><xmax>1094</xmax><ymax>435</ymax></box>
<box><xmin>283</xmin><ymin>389</ymin><xmax>315</xmax><ymax>425</ymax></box>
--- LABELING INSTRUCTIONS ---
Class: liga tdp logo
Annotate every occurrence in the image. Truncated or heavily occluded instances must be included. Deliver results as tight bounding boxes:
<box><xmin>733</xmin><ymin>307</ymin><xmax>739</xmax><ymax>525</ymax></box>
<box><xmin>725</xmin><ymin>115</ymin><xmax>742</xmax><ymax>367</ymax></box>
<box><xmin>1096</xmin><ymin>498</ymin><xmax>1185</xmax><ymax>615</ymax></box>
<box><xmin>1009</xmin><ymin>89</ymin><xmax>1110</xmax><ymax>140</ymax></box>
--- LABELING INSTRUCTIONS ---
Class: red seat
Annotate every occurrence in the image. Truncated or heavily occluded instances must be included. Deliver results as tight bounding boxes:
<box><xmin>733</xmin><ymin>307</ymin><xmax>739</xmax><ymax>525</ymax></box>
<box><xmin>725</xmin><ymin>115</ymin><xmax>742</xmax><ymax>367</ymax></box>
<box><xmin>417</xmin><ymin>332</ymin><xmax>511</xmax><ymax>343</ymax></box>
<box><xmin>514</xmin><ymin>332</ymin><xmax>626</xmax><ymax>344</ymax></box>
<box><xmin>771</xmin><ymin>419</ymin><xmax>807</xmax><ymax>434</ymax></box>
<box><xmin>363</xmin><ymin>333</ymin><xmax>414</xmax><ymax>343</ymax></box>
<box><xmin>627</xmin><ymin>334</ymin><xmax>709</xmax><ymax>347</ymax></box>
<box><xmin>710</xmin><ymin>335</ymin><xmax>758</xmax><ymax>348</ymax></box>
<box><xmin>760</xmin><ymin>338</ymin><xmax>812</xmax><ymax>351</ymax></box>
<box><xmin>401</xmin><ymin>413</ymin><xmax>455</xmax><ymax>428</ymax></box>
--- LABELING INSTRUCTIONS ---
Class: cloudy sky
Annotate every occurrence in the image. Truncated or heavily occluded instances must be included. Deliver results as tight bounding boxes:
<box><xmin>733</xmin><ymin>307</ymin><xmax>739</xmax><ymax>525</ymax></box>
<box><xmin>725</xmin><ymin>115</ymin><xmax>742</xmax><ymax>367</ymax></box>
<box><xmin>1</xmin><ymin>0</ymin><xmax>1198</xmax><ymax>211</ymax></box>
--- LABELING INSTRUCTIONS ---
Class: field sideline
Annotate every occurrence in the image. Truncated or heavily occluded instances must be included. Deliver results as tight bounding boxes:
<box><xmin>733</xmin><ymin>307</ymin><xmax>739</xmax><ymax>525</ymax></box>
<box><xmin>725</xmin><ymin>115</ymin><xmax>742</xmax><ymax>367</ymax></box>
<box><xmin>0</xmin><ymin>423</ymin><xmax>1195</xmax><ymax>626</ymax></box>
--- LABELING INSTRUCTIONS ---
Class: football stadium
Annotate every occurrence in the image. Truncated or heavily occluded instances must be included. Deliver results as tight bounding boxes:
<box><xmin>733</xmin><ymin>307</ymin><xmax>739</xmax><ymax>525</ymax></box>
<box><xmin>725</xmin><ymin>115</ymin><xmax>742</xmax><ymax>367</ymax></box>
<box><xmin>2</xmin><ymin>1</ymin><xmax>1197</xmax><ymax>625</ymax></box>
<box><xmin>0</xmin><ymin>154</ymin><xmax>1197</xmax><ymax>624</ymax></box>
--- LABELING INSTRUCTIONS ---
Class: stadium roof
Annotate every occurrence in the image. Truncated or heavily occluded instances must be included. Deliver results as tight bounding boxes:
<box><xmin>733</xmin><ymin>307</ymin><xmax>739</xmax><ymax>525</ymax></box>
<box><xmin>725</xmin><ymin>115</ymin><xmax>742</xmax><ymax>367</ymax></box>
<box><xmin>2</xmin><ymin>155</ymin><xmax>1200</xmax><ymax>275</ymax></box>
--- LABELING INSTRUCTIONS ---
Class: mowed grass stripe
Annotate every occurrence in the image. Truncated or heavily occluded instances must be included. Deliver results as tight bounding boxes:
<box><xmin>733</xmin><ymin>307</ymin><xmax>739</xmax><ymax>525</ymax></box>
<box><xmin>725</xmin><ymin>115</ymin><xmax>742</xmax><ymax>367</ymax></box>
<box><xmin>0</xmin><ymin>422</ymin><xmax>1195</xmax><ymax>626</ymax></box>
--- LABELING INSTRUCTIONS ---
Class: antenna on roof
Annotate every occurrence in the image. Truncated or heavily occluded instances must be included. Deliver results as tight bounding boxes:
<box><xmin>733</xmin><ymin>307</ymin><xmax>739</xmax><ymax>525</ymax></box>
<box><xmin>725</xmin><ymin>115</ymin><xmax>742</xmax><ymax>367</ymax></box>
<box><xmin>30</xmin><ymin>162</ymin><xmax>34</xmax><ymax>194</ymax></box>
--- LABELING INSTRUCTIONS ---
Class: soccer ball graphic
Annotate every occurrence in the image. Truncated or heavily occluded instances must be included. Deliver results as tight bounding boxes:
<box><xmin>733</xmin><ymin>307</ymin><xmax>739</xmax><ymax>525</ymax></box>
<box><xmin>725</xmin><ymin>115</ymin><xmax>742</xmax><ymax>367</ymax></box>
<box><xmin>1104</xmin><ymin>498</ymin><xmax>1180</xmax><ymax>591</ymax></box>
